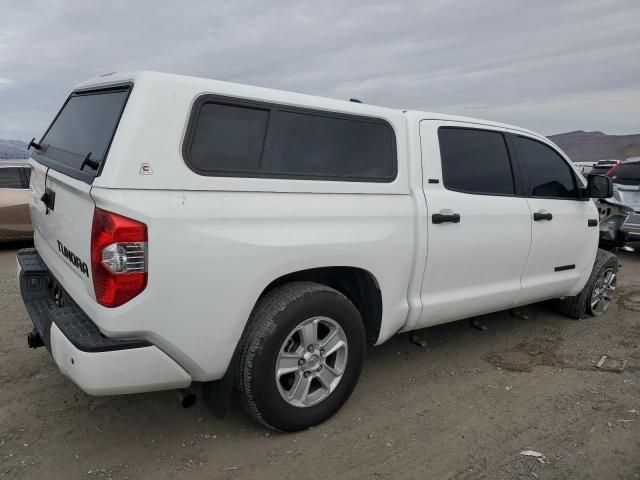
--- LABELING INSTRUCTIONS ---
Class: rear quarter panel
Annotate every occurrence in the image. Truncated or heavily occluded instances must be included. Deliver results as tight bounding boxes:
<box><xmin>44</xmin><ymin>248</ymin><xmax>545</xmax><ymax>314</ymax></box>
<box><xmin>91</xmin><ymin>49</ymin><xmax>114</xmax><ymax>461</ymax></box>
<box><xmin>89</xmin><ymin>188</ymin><xmax>414</xmax><ymax>381</ymax></box>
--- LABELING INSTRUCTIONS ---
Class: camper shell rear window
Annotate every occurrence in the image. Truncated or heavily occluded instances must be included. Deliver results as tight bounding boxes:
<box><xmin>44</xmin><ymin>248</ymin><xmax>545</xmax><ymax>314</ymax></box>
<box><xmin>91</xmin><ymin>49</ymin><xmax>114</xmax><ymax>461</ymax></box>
<box><xmin>34</xmin><ymin>84</ymin><xmax>132</xmax><ymax>184</ymax></box>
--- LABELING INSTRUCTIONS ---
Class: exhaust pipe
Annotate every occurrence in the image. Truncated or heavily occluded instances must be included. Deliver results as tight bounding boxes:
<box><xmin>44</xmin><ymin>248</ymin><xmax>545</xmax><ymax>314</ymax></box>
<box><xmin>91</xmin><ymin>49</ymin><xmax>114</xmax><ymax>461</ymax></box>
<box><xmin>27</xmin><ymin>330</ymin><xmax>45</xmax><ymax>349</ymax></box>
<box><xmin>176</xmin><ymin>388</ymin><xmax>197</xmax><ymax>409</ymax></box>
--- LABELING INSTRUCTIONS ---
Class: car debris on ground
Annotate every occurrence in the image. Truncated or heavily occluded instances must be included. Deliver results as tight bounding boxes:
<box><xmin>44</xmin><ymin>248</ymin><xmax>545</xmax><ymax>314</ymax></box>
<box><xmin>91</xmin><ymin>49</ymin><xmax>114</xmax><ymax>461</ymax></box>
<box><xmin>520</xmin><ymin>450</ymin><xmax>546</xmax><ymax>464</ymax></box>
<box><xmin>595</xmin><ymin>355</ymin><xmax>628</xmax><ymax>372</ymax></box>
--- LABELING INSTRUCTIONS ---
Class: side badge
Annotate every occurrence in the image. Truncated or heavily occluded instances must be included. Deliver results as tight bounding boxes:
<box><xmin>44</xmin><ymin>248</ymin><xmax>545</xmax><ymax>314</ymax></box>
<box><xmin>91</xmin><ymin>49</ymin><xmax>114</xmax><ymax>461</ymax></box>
<box><xmin>139</xmin><ymin>163</ymin><xmax>153</xmax><ymax>175</ymax></box>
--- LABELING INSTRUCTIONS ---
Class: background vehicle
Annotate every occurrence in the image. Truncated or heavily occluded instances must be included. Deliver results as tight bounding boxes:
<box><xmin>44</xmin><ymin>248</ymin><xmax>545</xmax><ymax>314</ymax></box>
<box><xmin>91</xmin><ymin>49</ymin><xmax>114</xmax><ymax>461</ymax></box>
<box><xmin>16</xmin><ymin>71</ymin><xmax>617</xmax><ymax>431</ymax></box>
<box><xmin>0</xmin><ymin>159</ymin><xmax>33</xmax><ymax>242</ymax></box>
<box><xmin>573</xmin><ymin>161</ymin><xmax>593</xmax><ymax>175</ymax></box>
<box><xmin>608</xmin><ymin>159</ymin><xmax>640</xmax><ymax>244</ymax></box>
<box><xmin>590</xmin><ymin>159</ymin><xmax>621</xmax><ymax>175</ymax></box>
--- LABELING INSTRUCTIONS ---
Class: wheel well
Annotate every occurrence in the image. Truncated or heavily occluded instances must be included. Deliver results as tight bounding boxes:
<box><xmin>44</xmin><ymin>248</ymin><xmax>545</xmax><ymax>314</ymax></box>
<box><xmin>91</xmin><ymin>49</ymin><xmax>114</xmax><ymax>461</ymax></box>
<box><xmin>262</xmin><ymin>267</ymin><xmax>383</xmax><ymax>346</ymax></box>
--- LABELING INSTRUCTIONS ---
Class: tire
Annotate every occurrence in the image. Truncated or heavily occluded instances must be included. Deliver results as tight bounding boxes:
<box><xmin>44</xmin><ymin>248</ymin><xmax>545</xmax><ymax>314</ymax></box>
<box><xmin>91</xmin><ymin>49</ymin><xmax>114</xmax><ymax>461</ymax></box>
<box><xmin>237</xmin><ymin>282</ymin><xmax>366</xmax><ymax>431</ymax></box>
<box><xmin>554</xmin><ymin>249</ymin><xmax>619</xmax><ymax>319</ymax></box>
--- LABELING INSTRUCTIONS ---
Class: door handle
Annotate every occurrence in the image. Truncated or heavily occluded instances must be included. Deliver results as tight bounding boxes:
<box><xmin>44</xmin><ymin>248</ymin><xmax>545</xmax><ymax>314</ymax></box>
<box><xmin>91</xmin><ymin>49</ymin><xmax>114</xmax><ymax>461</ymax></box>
<box><xmin>40</xmin><ymin>187</ymin><xmax>55</xmax><ymax>214</ymax></box>
<box><xmin>432</xmin><ymin>212</ymin><xmax>461</xmax><ymax>224</ymax></box>
<box><xmin>533</xmin><ymin>211</ymin><xmax>552</xmax><ymax>221</ymax></box>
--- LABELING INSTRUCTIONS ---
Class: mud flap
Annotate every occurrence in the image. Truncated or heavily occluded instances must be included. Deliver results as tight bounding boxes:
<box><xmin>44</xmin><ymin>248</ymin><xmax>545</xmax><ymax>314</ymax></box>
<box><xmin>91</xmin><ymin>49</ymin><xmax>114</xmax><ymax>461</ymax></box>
<box><xmin>201</xmin><ymin>347</ymin><xmax>241</xmax><ymax>418</ymax></box>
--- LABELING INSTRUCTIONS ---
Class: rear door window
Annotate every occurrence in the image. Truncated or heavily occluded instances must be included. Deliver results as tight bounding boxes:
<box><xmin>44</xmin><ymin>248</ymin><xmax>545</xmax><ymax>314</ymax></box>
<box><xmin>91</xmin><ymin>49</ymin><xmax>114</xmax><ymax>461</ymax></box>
<box><xmin>36</xmin><ymin>86</ymin><xmax>131</xmax><ymax>183</ymax></box>
<box><xmin>438</xmin><ymin>127</ymin><xmax>515</xmax><ymax>195</ymax></box>
<box><xmin>516</xmin><ymin>136</ymin><xmax>580</xmax><ymax>199</ymax></box>
<box><xmin>0</xmin><ymin>167</ymin><xmax>25</xmax><ymax>188</ymax></box>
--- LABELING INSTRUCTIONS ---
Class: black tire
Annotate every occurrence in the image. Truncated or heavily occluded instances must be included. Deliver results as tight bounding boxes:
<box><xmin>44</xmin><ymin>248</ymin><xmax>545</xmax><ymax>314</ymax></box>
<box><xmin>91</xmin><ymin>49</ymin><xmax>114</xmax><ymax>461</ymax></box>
<box><xmin>237</xmin><ymin>282</ymin><xmax>366</xmax><ymax>431</ymax></box>
<box><xmin>554</xmin><ymin>249</ymin><xmax>619</xmax><ymax>319</ymax></box>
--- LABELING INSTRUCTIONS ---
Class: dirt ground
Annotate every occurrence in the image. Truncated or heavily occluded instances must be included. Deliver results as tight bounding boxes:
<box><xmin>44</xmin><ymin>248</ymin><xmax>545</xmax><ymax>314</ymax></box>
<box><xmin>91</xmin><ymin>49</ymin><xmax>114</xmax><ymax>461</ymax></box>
<box><xmin>1</xmin><ymin>243</ymin><xmax>639</xmax><ymax>480</ymax></box>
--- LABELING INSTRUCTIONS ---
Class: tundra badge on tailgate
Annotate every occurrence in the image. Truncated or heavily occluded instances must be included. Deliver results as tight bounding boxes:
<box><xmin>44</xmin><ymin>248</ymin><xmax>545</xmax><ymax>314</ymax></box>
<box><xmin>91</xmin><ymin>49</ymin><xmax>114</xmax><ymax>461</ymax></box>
<box><xmin>57</xmin><ymin>240</ymin><xmax>89</xmax><ymax>277</ymax></box>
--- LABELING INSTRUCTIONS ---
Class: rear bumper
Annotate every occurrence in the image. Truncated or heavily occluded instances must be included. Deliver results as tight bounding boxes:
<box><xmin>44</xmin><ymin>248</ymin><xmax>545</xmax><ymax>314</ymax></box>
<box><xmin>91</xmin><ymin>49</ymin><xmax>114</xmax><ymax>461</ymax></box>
<box><xmin>48</xmin><ymin>323</ymin><xmax>191</xmax><ymax>395</ymax></box>
<box><xmin>17</xmin><ymin>248</ymin><xmax>191</xmax><ymax>395</ymax></box>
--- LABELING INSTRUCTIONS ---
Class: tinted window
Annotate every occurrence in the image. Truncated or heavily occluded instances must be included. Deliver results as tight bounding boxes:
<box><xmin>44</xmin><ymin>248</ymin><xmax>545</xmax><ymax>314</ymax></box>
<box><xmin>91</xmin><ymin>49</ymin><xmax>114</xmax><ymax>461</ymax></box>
<box><xmin>39</xmin><ymin>88</ymin><xmax>130</xmax><ymax>178</ymax></box>
<box><xmin>263</xmin><ymin>111</ymin><xmax>395</xmax><ymax>179</ymax></box>
<box><xmin>609</xmin><ymin>163</ymin><xmax>640</xmax><ymax>185</ymax></box>
<box><xmin>517</xmin><ymin>137</ymin><xmax>579</xmax><ymax>198</ymax></box>
<box><xmin>185</xmin><ymin>99</ymin><xmax>396</xmax><ymax>181</ymax></box>
<box><xmin>0</xmin><ymin>168</ymin><xmax>24</xmax><ymax>188</ymax></box>
<box><xmin>188</xmin><ymin>103</ymin><xmax>269</xmax><ymax>172</ymax></box>
<box><xmin>438</xmin><ymin>128</ymin><xmax>515</xmax><ymax>195</ymax></box>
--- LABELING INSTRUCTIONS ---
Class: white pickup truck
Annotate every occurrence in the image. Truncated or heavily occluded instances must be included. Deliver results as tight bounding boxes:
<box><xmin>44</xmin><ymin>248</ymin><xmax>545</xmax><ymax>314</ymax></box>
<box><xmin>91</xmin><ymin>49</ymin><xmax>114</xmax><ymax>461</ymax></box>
<box><xmin>18</xmin><ymin>71</ymin><xmax>618</xmax><ymax>431</ymax></box>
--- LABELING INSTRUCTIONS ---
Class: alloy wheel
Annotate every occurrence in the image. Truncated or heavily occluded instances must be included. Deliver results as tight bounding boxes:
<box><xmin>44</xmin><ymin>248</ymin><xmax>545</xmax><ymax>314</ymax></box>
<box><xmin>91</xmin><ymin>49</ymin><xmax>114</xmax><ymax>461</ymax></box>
<box><xmin>589</xmin><ymin>267</ymin><xmax>616</xmax><ymax>316</ymax></box>
<box><xmin>275</xmin><ymin>316</ymin><xmax>348</xmax><ymax>407</ymax></box>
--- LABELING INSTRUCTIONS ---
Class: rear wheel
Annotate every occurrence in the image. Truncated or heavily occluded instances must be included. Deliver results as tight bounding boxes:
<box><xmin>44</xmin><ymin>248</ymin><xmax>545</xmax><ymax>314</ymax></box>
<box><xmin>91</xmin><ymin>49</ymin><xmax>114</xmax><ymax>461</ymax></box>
<box><xmin>555</xmin><ymin>249</ymin><xmax>618</xmax><ymax>319</ymax></box>
<box><xmin>237</xmin><ymin>282</ymin><xmax>366</xmax><ymax>431</ymax></box>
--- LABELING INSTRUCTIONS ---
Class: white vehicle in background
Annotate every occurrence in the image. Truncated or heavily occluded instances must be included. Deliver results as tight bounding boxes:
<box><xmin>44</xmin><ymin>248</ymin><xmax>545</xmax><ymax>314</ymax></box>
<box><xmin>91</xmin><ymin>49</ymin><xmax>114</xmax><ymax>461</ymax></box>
<box><xmin>591</xmin><ymin>159</ymin><xmax>622</xmax><ymax>176</ymax></box>
<box><xmin>573</xmin><ymin>161</ymin><xmax>594</xmax><ymax>175</ymax></box>
<box><xmin>16</xmin><ymin>71</ymin><xmax>619</xmax><ymax>431</ymax></box>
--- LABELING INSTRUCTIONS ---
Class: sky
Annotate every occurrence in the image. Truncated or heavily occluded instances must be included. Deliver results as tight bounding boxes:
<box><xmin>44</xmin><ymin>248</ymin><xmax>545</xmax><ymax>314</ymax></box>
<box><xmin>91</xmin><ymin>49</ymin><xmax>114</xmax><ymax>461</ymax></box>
<box><xmin>1</xmin><ymin>0</ymin><xmax>639</xmax><ymax>141</ymax></box>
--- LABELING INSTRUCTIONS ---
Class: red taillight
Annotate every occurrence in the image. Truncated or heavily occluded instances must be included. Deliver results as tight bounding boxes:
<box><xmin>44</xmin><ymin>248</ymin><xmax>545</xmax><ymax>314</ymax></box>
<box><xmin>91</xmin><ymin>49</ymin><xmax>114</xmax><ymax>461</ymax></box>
<box><xmin>91</xmin><ymin>208</ymin><xmax>148</xmax><ymax>308</ymax></box>
<box><xmin>606</xmin><ymin>163</ymin><xmax>621</xmax><ymax>176</ymax></box>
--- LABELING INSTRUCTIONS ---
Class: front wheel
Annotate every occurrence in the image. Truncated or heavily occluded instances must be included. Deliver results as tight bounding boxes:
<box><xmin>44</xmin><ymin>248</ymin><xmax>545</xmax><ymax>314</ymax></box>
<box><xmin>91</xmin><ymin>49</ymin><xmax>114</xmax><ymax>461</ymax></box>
<box><xmin>237</xmin><ymin>282</ymin><xmax>366</xmax><ymax>431</ymax></box>
<box><xmin>555</xmin><ymin>249</ymin><xmax>619</xmax><ymax>319</ymax></box>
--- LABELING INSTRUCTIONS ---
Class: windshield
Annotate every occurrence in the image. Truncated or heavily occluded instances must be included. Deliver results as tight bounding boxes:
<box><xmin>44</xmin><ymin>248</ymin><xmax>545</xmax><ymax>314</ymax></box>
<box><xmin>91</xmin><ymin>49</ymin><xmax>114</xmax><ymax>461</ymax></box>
<box><xmin>37</xmin><ymin>86</ymin><xmax>130</xmax><ymax>182</ymax></box>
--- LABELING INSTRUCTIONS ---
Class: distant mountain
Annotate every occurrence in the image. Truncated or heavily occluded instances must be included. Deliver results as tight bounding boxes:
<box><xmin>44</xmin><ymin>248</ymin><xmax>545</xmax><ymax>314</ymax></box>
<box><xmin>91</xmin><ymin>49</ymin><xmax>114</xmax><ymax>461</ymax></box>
<box><xmin>0</xmin><ymin>139</ymin><xmax>29</xmax><ymax>159</ymax></box>
<box><xmin>548</xmin><ymin>131</ymin><xmax>640</xmax><ymax>163</ymax></box>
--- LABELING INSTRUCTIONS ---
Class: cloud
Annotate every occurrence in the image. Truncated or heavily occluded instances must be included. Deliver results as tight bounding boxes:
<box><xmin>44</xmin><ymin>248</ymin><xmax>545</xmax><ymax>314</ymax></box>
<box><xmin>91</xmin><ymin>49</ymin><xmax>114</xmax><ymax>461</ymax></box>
<box><xmin>1</xmin><ymin>0</ymin><xmax>639</xmax><ymax>140</ymax></box>
<box><xmin>437</xmin><ymin>87</ymin><xmax>640</xmax><ymax>135</ymax></box>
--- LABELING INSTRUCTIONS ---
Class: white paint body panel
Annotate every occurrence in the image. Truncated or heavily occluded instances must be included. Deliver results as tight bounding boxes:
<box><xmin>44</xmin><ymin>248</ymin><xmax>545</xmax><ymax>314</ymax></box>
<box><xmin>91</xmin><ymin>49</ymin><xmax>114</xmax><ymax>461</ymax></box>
<box><xmin>518</xmin><ymin>196</ymin><xmax>598</xmax><ymax>301</ymax></box>
<box><xmin>38</xmin><ymin>168</ymin><xmax>97</xmax><ymax>295</ymax></box>
<box><xmin>415</xmin><ymin>120</ymin><xmax>532</xmax><ymax>328</ymax></box>
<box><xmin>24</xmin><ymin>71</ymin><xmax>600</xmax><ymax>395</ymax></box>
<box><xmin>87</xmin><ymin>187</ymin><xmax>415</xmax><ymax>380</ymax></box>
<box><xmin>49</xmin><ymin>324</ymin><xmax>191</xmax><ymax>395</ymax></box>
<box><xmin>516</xmin><ymin>134</ymin><xmax>599</xmax><ymax>301</ymax></box>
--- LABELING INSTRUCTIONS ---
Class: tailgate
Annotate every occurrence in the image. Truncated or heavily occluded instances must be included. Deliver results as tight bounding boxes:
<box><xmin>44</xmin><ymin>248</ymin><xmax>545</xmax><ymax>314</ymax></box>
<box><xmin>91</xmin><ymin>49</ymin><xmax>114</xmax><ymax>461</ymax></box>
<box><xmin>29</xmin><ymin>84</ymin><xmax>132</xmax><ymax>301</ymax></box>
<box><xmin>31</xmin><ymin>168</ymin><xmax>96</xmax><ymax>298</ymax></box>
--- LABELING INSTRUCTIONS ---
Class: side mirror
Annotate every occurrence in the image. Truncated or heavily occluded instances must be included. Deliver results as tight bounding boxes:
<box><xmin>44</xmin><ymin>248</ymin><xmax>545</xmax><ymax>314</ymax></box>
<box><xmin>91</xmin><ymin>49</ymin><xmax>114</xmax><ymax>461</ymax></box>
<box><xmin>586</xmin><ymin>174</ymin><xmax>613</xmax><ymax>199</ymax></box>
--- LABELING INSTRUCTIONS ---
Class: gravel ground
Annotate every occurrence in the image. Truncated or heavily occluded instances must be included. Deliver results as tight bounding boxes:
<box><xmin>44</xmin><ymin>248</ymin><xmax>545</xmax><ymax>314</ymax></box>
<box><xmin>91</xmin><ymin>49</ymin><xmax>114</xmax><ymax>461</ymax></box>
<box><xmin>1</xmin><ymin>242</ymin><xmax>639</xmax><ymax>479</ymax></box>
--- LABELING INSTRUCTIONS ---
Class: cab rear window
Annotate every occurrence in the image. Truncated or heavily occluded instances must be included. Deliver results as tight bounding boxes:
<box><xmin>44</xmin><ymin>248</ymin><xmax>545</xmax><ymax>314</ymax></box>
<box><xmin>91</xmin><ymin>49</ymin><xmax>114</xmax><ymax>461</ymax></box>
<box><xmin>36</xmin><ymin>85</ymin><xmax>131</xmax><ymax>183</ymax></box>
